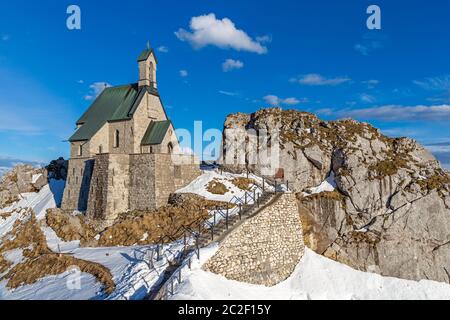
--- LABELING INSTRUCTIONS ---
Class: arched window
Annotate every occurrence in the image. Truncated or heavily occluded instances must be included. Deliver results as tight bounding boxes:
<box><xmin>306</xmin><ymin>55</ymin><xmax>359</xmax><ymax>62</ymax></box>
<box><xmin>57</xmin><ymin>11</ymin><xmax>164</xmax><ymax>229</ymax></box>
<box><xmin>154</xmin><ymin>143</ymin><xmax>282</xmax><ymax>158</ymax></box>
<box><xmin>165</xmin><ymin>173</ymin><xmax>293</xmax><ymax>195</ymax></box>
<box><xmin>77</xmin><ymin>145</ymin><xmax>82</xmax><ymax>156</ymax></box>
<box><xmin>114</xmin><ymin>130</ymin><xmax>120</xmax><ymax>148</ymax></box>
<box><xmin>168</xmin><ymin>142</ymin><xmax>173</xmax><ymax>154</ymax></box>
<box><xmin>98</xmin><ymin>145</ymin><xmax>103</xmax><ymax>154</ymax></box>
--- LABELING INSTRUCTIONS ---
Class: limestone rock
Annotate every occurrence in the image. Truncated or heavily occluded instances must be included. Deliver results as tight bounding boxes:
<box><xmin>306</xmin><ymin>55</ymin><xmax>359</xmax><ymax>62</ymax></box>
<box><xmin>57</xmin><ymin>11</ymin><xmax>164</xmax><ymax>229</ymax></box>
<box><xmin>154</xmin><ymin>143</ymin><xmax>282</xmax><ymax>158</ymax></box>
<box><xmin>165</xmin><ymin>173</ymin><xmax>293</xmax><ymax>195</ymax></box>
<box><xmin>303</xmin><ymin>145</ymin><xmax>325</xmax><ymax>170</ymax></box>
<box><xmin>0</xmin><ymin>165</ymin><xmax>47</xmax><ymax>208</ymax></box>
<box><xmin>222</xmin><ymin>107</ymin><xmax>450</xmax><ymax>284</ymax></box>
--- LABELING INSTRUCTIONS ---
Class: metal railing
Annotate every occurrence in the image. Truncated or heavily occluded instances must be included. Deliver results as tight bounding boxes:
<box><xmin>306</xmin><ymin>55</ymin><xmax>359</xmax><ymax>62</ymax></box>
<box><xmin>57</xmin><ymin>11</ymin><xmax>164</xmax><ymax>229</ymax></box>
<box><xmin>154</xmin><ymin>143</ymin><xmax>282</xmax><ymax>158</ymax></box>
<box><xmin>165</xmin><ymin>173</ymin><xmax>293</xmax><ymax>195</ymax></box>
<box><xmin>147</xmin><ymin>168</ymin><xmax>292</xmax><ymax>300</ymax></box>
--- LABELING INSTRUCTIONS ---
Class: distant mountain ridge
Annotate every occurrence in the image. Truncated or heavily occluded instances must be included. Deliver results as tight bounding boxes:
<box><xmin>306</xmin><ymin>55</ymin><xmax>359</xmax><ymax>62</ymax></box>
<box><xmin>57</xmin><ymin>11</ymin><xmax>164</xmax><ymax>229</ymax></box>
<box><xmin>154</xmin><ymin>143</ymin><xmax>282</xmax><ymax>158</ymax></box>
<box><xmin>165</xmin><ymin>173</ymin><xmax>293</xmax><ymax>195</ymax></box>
<box><xmin>0</xmin><ymin>157</ymin><xmax>45</xmax><ymax>179</ymax></box>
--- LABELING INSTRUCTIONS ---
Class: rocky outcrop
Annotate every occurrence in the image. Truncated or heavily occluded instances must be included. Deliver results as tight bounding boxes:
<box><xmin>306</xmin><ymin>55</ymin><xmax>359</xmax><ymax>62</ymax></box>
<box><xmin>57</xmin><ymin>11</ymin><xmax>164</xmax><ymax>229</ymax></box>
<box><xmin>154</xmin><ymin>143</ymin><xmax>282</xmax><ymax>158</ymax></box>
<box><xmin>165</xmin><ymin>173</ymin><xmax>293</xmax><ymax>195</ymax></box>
<box><xmin>223</xmin><ymin>108</ymin><xmax>450</xmax><ymax>284</ymax></box>
<box><xmin>0</xmin><ymin>165</ymin><xmax>47</xmax><ymax>208</ymax></box>
<box><xmin>0</xmin><ymin>158</ymin><xmax>68</xmax><ymax>209</ymax></box>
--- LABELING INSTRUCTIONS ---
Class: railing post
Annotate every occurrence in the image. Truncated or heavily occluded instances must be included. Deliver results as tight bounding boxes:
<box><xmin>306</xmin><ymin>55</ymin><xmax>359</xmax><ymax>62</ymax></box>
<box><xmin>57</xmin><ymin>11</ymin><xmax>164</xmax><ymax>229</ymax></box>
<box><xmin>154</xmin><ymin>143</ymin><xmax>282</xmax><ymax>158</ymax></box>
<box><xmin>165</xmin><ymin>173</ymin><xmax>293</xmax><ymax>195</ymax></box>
<box><xmin>211</xmin><ymin>225</ymin><xmax>214</xmax><ymax>241</ymax></box>
<box><xmin>275</xmin><ymin>180</ymin><xmax>278</xmax><ymax>193</ymax></box>
<box><xmin>262</xmin><ymin>178</ymin><xmax>265</xmax><ymax>192</ymax></box>
<box><xmin>244</xmin><ymin>192</ymin><xmax>247</xmax><ymax>205</ymax></box>
<box><xmin>196</xmin><ymin>238</ymin><xmax>200</xmax><ymax>260</ymax></box>
<box><xmin>253</xmin><ymin>189</ymin><xmax>256</xmax><ymax>204</ymax></box>
<box><xmin>226</xmin><ymin>209</ymin><xmax>229</xmax><ymax>229</ymax></box>
<box><xmin>156</xmin><ymin>244</ymin><xmax>161</xmax><ymax>261</ymax></box>
<box><xmin>178</xmin><ymin>269</ymin><xmax>182</xmax><ymax>284</ymax></box>
<box><xmin>239</xmin><ymin>204</ymin><xmax>242</xmax><ymax>219</ymax></box>
<box><xmin>188</xmin><ymin>256</ymin><xmax>192</xmax><ymax>269</ymax></box>
<box><xmin>286</xmin><ymin>180</ymin><xmax>289</xmax><ymax>191</ymax></box>
<box><xmin>170</xmin><ymin>278</ymin><xmax>174</xmax><ymax>295</ymax></box>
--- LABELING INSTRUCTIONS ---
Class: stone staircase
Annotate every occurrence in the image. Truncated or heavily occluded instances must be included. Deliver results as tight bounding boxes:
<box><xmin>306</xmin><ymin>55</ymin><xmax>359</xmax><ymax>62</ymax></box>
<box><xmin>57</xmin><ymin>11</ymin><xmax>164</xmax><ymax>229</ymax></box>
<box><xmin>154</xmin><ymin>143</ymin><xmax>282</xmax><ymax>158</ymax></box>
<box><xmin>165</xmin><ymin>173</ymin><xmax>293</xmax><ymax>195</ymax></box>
<box><xmin>197</xmin><ymin>192</ymin><xmax>281</xmax><ymax>247</ymax></box>
<box><xmin>147</xmin><ymin>191</ymin><xmax>282</xmax><ymax>300</ymax></box>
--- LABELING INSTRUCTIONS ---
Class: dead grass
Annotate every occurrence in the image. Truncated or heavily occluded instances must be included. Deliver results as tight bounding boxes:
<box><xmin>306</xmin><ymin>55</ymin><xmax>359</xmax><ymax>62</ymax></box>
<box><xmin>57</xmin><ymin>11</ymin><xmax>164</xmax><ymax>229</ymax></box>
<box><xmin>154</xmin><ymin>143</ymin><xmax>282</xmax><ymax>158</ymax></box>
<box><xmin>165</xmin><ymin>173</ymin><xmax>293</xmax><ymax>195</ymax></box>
<box><xmin>232</xmin><ymin>177</ymin><xmax>255</xmax><ymax>191</ymax></box>
<box><xmin>4</xmin><ymin>254</ymin><xmax>115</xmax><ymax>294</ymax></box>
<box><xmin>206</xmin><ymin>179</ymin><xmax>229</xmax><ymax>195</ymax></box>
<box><xmin>0</xmin><ymin>212</ymin><xmax>115</xmax><ymax>294</ymax></box>
<box><xmin>98</xmin><ymin>205</ymin><xmax>209</xmax><ymax>247</ymax></box>
<box><xmin>417</xmin><ymin>173</ymin><xmax>450</xmax><ymax>192</ymax></box>
<box><xmin>368</xmin><ymin>156</ymin><xmax>409</xmax><ymax>179</ymax></box>
<box><xmin>0</xmin><ymin>211</ymin><xmax>12</xmax><ymax>219</ymax></box>
<box><xmin>45</xmin><ymin>194</ymin><xmax>232</xmax><ymax>248</ymax></box>
<box><xmin>301</xmin><ymin>190</ymin><xmax>346</xmax><ymax>202</ymax></box>
<box><xmin>46</xmin><ymin>209</ymin><xmax>97</xmax><ymax>245</ymax></box>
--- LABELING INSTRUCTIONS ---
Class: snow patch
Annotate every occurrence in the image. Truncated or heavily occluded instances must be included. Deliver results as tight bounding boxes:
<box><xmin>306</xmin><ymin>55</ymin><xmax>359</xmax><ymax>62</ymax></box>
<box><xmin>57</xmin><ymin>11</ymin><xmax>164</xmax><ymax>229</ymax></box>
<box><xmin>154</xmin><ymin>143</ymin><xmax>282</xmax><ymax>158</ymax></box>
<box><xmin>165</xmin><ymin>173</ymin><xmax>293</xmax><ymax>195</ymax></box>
<box><xmin>171</xmin><ymin>248</ymin><xmax>450</xmax><ymax>300</ymax></box>
<box><xmin>176</xmin><ymin>169</ymin><xmax>274</xmax><ymax>202</ymax></box>
<box><xmin>32</xmin><ymin>173</ymin><xmax>42</xmax><ymax>184</ymax></box>
<box><xmin>303</xmin><ymin>171</ymin><xmax>336</xmax><ymax>196</ymax></box>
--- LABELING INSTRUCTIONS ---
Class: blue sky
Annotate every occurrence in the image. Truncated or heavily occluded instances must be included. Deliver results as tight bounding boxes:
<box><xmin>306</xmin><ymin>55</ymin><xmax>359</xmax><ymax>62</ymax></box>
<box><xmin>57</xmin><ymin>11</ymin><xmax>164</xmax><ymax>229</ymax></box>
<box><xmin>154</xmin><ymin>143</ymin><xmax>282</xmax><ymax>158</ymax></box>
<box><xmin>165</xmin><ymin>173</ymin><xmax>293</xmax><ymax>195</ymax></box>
<box><xmin>1</xmin><ymin>0</ymin><xmax>450</xmax><ymax>166</ymax></box>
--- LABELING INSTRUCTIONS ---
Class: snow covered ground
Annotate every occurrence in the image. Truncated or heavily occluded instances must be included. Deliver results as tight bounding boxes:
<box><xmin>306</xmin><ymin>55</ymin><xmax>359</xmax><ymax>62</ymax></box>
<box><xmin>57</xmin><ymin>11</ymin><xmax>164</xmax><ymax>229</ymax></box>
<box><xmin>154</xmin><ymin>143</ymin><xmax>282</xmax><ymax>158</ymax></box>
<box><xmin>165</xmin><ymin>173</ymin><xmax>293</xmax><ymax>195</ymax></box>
<box><xmin>2</xmin><ymin>169</ymin><xmax>450</xmax><ymax>300</ymax></box>
<box><xmin>176</xmin><ymin>168</ymin><xmax>280</xmax><ymax>202</ymax></box>
<box><xmin>171</xmin><ymin>247</ymin><xmax>450</xmax><ymax>300</ymax></box>
<box><xmin>177</xmin><ymin>170</ymin><xmax>255</xmax><ymax>202</ymax></box>
<box><xmin>302</xmin><ymin>171</ymin><xmax>336</xmax><ymax>196</ymax></box>
<box><xmin>0</xmin><ymin>178</ymin><xmax>186</xmax><ymax>300</ymax></box>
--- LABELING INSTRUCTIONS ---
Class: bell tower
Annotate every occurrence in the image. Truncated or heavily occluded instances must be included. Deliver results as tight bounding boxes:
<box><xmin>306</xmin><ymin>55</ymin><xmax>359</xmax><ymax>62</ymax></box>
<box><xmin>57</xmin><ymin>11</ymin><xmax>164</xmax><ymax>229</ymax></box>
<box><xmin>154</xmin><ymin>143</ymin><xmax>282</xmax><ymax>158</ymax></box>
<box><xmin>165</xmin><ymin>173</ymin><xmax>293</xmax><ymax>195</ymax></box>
<box><xmin>137</xmin><ymin>44</ymin><xmax>158</xmax><ymax>89</ymax></box>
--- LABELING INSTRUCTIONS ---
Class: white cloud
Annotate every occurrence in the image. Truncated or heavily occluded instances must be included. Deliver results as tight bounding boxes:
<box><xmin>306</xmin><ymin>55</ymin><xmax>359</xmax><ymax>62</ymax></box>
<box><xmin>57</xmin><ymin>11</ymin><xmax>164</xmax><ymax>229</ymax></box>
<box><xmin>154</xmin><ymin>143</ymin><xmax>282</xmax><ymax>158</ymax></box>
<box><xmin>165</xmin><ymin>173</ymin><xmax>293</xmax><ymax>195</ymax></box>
<box><xmin>157</xmin><ymin>46</ymin><xmax>169</xmax><ymax>53</ymax></box>
<box><xmin>222</xmin><ymin>59</ymin><xmax>244</xmax><ymax>72</ymax></box>
<box><xmin>354</xmin><ymin>33</ymin><xmax>386</xmax><ymax>56</ymax></box>
<box><xmin>413</xmin><ymin>75</ymin><xmax>450</xmax><ymax>91</ymax></box>
<box><xmin>263</xmin><ymin>95</ymin><xmax>303</xmax><ymax>106</ymax></box>
<box><xmin>219</xmin><ymin>90</ymin><xmax>237</xmax><ymax>96</ymax></box>
<box><xmin>363</xmin><ymin>79</ymin><xmax>379</xmax><ymax>89</ymax></box>
<box><xmin>175</xmin><ymin>13</ymin><xmax>268</xmax><ymax>54</ymax></box>
<box><xmin>360</xmin><ymin>93</ymin><xmax>376</xmax><ymax>103</ymax></box>
<box><xmin>339</xmin><ymin>104</ymin><xmax>450</xmax><ymax>122</ymax></box>
<box><xmin>1</xmin><ymin>34</ymin><xmax>10</xmax><ymax>41</ymax></box>
<box><xmin>84</xmin><ymin>82</ymin><xmax>112</xmax><ymax>101</ymax></box>
<box><xmin>292</xmin><ymin>74</ymin><xmax>351</xmax><ymax>86</ymax></box>
<box><xmin>179</xmin><ymin>70</ymin><xmax>188</xmax><ymax>77</ymax></box>
<box><xmin>256</xmin><ymin>35</ymin><xmax>272</xmax><ymax>43</ymax></box>
<box><xmin>77</xmin><ymin>80</ymin><xmax>84</xmax><ymax>84</ymax></box>
<box><xmin>316</xmin><ymin>108</ymin><xmax>334</xmax><ymax>116</ymax></box>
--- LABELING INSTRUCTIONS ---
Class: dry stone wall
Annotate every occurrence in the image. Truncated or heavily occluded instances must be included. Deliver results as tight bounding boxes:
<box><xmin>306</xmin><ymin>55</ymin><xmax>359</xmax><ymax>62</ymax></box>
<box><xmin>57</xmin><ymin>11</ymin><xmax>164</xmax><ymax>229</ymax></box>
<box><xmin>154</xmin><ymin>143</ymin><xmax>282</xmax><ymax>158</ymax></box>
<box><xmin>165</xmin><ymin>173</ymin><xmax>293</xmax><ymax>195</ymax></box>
<box><xmin>203</xmin><ymin>193</ymin><xmax>304</xmax><ymax>286</ymax></box>
<box><xmin>62</xmin><ymin>152</ymin><xmax>200</xmax><ymax>222</ymax></box>
<box><xmin>61</xmin><ymin>158</ymin><xmax>94</xmax><ymax>212</ymax></box>
<box><xmin>129</xmin><ymin>154</ymin><xmax>156</xmax><ymax>211</ymax></box>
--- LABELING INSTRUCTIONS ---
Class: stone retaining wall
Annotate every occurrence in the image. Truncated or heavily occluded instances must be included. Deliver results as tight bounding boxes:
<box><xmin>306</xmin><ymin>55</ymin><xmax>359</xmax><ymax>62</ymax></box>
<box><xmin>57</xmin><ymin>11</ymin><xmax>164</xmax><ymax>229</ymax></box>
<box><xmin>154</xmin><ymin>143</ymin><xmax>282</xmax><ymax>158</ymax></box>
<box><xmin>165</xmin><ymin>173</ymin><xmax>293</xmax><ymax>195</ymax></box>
<box><xmin>61</xmin><ymin>157</ymin><xmax>94</xmax><ymax>212</ymax></box>
<box><xmin>203</xmin><ymin>193</ymin><xmax>304</xmax><ymax>286</ymax></box>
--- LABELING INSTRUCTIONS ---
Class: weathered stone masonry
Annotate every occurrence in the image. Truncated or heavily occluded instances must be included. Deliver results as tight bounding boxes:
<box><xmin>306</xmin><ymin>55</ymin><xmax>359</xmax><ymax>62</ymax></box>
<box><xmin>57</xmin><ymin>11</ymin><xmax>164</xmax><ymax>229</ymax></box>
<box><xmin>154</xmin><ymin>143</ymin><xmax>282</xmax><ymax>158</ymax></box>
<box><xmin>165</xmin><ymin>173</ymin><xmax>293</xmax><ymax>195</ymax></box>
<box><xmin>203</xmin><ymin>193</ymin><xmax>305</xmax><ymax>286</ymax></box>
<box><xmin>62</xmin><ymin>153</ymin><xmax>200</xmax><ymax>223</ymax></box>
<box><xmin>61</xmin><ymin>48</ymin><xmax>201</xmax><ymax>222</ymax></box>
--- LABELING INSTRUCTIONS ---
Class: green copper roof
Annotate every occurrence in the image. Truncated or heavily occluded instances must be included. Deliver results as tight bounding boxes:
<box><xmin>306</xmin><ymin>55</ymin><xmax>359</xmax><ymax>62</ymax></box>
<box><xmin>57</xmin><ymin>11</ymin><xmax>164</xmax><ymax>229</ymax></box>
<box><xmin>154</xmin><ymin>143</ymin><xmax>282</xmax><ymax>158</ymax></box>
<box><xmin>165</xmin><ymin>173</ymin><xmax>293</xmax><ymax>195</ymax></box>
<box><xmin>137</xmin><ymin>48</ymin><xmax>158</xmax><ymax>63</ymax></box>
<box><xmin>70</xmin><ymin>84</ymin><xmax>141</xmax><ymax>142</ymax></box>
<box><xmin>141</xmin><ymin>120</ymin><xmax>171</xmax><ymax>145</ymax></box>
